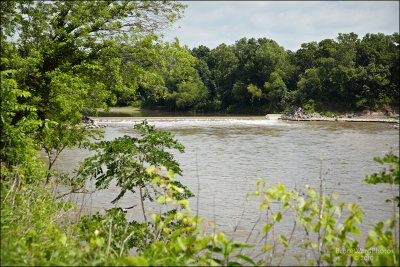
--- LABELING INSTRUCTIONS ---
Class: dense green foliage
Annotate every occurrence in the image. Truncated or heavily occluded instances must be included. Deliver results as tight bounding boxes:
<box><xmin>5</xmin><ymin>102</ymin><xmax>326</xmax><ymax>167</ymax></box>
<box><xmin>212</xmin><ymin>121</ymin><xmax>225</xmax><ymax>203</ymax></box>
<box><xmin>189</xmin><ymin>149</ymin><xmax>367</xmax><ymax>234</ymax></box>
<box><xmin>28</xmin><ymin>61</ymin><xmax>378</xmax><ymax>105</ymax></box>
<box><xmin>252</xmin><ymin>180</ymin><xmax>399</xmax><ymax>266</ymax></box>
<box><xmin>0</xmin><ymin>0</ymin><xmax>197</xmax><ymax>167</ymax></box>
<box><xmin>2</xmin><ymin>146</ymin><xmax>398</xmax><ymax>266</ymax></box>
<box><xmin>365</xmin><ymin>152</ymin><xmax>399</xmax><ymax>206</ymax></box>
<box><xmin>1</xmin><ymin>1</ymin><xmax>399</xmax><ymax>266</ymax></box>
<box><xmin>365</xmin><ymin>152</ymin><xmax>399</xmax><ymax>185</ymax></box>
<box><xmin>77</xmin><ymin>121</ymin><xmax>192</xmax><ymax>224</ymax></box>
<box><xmin>152</xmin><ymin>34</ymin><xmax>399</xmax><ymax>114</ymax></box>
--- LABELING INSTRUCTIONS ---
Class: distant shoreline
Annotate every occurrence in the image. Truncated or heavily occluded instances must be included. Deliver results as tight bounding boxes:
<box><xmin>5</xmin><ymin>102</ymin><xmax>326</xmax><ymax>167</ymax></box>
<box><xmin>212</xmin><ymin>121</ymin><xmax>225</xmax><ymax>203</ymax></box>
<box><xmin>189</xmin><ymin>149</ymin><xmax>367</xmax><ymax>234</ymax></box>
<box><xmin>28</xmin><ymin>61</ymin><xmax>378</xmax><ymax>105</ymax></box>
<box><xmin>280</xmin><ymin>117</ymin><xmax>398</xmax><ymax>123</ymax></box>
<box><xmin>93</xmin><ymin>116</ymin><xmax>266</xmax><ymax>122</ymax></box>
<box><xmin>92</xmin><ymin>107</ymin><xmax>399</xmax><ymax>124</ymax></box>
<box><xmin>269</xmin><ymin>114</ymin><xmax>399</xmax><ymax>123</ymax></box>
<box><xmin>91</xmin><ymin>115</ymin><xmax>398</xmax><ymax>124</ymax></box>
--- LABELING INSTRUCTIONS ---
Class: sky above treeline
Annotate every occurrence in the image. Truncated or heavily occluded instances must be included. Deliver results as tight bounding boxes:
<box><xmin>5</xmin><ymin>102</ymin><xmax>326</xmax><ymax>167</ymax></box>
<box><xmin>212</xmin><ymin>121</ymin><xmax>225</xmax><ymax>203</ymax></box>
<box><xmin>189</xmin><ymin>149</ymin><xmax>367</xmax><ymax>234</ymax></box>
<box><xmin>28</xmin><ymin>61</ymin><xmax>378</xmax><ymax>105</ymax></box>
<box><xmin>163</xmin><ymin>1</ymin><xmax>400</xmax><ymax>51</ymax></box>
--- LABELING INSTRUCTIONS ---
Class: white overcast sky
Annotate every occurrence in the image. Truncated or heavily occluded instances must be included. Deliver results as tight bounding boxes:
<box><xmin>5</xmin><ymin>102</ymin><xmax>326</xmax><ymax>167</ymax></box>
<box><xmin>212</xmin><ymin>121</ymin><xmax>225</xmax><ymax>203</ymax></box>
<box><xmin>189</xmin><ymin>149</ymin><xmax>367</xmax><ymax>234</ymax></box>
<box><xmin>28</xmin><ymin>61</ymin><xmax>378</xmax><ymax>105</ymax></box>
<box><xmin>163</xmin><ymin>1</ymin><xmax>399</xmax><ymax>51</ymax></box>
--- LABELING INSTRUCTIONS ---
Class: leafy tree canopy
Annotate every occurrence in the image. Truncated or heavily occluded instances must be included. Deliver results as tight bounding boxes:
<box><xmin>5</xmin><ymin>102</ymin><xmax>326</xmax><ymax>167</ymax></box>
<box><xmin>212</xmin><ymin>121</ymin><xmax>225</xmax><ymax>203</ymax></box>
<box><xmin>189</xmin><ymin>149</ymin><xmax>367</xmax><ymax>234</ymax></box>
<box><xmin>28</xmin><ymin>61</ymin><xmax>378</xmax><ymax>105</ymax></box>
<box><xmin>0</xmin><ymin>0</ymin><xmax>187</xmax><ymax>182</ymax></box>
<box><xmin>1</xmin><ymin>0</ymin><xmax>186</xmax><ymax>121</ymax></box>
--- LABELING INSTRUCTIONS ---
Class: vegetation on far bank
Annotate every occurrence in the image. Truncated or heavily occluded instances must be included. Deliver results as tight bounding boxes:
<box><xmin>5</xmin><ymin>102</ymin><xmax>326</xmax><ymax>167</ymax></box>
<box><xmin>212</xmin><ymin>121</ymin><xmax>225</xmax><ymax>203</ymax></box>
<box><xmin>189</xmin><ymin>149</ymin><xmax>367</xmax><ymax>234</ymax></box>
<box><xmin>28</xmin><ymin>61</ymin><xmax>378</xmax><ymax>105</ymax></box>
<box><xmin>142</xmin><ymin>34</ymin><xmax>399</xmax><ymax>115</ymax></box>
<box><xmin>101</xmin><ymin>31</ymin><xmax>400</xmax><ymax>116</ymax></box>
<box><xmin>96</xmin><ymin>107</ymin><xmax>141</xmax><ymax>117</ymax></box>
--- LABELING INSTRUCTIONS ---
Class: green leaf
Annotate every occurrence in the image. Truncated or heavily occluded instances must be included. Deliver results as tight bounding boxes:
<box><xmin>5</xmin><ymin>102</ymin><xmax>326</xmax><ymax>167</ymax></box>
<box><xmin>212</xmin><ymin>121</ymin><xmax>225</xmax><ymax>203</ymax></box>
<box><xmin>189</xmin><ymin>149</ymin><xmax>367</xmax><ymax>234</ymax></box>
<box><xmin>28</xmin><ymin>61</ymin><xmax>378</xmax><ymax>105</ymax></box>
<box><xmin>151</xmin><ymin>176</ymin><xmax>160</xmax><ymax>184</ymax></box>
<box><xmin>120</xmin><ymin>256</ymin><xmax>149</xmax><ymax>266</ymax></box>
<box><xmin>146</xmin><ymin>165</ymin><xmax>157</xmax><ymax>175</ymax></box>
<box><xmin>167</xmin><ymin>170</ymin><xmax>175</xmax><ymax>179</ymax></box>
<box><xmin>227</xmin><ymin>261</ymin><xmax>242</xmax><ymax>266</ymax></box>
<box><xmin>262</xmin><ymin>245</ymin><xmax>272</xmax><ymax>252</ymax></box>
<box><xmin>59</xmin><ymin>233</ymin><xmax>67</xmax><ymax>246</ymax></box>
<box><xmin>156</xmin><ymin>196</ymin><xmax>167</xmax><ymax>204</ymax></box>
<box><xmin>176</xmin><ymin>237</ymin><xmax>187</xmax><ymax>251</ymax></box>
<box><xmin>235</xmin><ymin>254</ymin><xmax>256</xmax><ymax>265</ymax></box>
<box><xmin>279</xmin><ymin>235</ymin><xmax>288</xmax><ymax>247</ymax></box>
<box><xmin>273</xmin><ymin>212</ymin><xmax>282</xmax><ymax>222</ymax></box>
<box><xmin>259</xmin><ymin>202</ymin><xmax>269</xmax><ymax>210</ymax></box>
<box><xmin>262</xmin><ymin>223</ymin><xmax>273</xmax><ymax>233</ymax></box>
<box><xmin>206</xmin><ymin>245</ymin><xmax>222</xmax><ymax>253</ymax></box>
<box><xmin>178</xmin><ymin>199</ymin><xmax>189</xmax><ymax>209</ymax></box>
<box><xmin>171</xmin><ymin>184</ymin><xmax>184</xmax><ymax>194</ymax></box>
<box><xmin>231</xmin><ymin>242</ymin><xmax>252</xmax><ymax>249</ymax></box>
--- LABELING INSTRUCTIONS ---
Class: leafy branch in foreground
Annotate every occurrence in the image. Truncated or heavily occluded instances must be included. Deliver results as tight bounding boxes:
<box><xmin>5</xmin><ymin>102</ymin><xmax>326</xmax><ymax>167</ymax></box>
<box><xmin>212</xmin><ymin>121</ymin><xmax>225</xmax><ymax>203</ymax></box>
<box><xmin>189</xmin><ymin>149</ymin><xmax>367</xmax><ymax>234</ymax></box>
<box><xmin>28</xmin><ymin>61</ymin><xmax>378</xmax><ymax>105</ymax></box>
<box><xmin>365</xmin><ymin>152</ymin><xmax>399</xmax><ymax>206</ymax></box>
<box><xmin>75</xmin><ymin>167</ymin><xmax>254</xmax><ymax>266</ymax></box>
<box><xmin>251</xmin><ymin>181</ymin><xmax>364</xmax><ymax>266</ymax></box>
<box><xmin>365</xmin><ymin>152</ymin><xmax>399</xmax><ymax>185</ymax></box>
<box><xmin>77</xmin><ymin>120</ymin><xmax>191</xmax><ymax>224</ymax></box>
<box><xmin>250</xmin><ymin>156</ymin><xmax>399</xmax><ymax>266</ymax></box>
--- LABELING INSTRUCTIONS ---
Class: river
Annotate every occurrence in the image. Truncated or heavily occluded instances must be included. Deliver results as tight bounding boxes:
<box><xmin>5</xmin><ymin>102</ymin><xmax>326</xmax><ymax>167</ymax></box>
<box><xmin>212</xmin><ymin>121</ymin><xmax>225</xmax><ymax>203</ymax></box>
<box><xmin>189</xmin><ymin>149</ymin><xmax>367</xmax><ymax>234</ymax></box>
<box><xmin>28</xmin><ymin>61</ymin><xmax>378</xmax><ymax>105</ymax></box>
<box><xmin>53</xmin><ymin>117</ymin><xmax>399</xmax><ymax>265</ymax></box>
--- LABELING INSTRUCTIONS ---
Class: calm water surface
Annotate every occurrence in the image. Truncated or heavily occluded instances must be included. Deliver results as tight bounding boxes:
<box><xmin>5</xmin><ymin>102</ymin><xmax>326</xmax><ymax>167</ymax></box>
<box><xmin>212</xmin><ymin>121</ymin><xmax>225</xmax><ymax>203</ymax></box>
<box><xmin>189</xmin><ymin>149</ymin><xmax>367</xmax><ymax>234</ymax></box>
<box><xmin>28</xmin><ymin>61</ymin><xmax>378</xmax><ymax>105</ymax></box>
<box><xmin>54</xmin><ymin>118</ymin><xmax>399</xmax><ymax>264</ymax></box>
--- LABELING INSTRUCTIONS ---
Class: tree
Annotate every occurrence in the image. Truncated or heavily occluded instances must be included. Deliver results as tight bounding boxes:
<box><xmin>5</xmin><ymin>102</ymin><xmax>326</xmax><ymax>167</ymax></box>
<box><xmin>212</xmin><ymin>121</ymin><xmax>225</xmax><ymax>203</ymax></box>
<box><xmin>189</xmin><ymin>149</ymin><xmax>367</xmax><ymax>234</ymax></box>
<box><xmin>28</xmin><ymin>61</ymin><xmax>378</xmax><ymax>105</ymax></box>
<box><xmin>264</xmin><ymin>70</ymin><xmax>290</xmax><ymax>112</ymax></box>
<box><xmin>191</xmin><ymin>46</ymin><xmax>216</xmax><ymax>103</ymax></box>
<box><xmin>77</xmin><ymin>121</ymin><xmax>190</xmax><ymax>224</ymax></box>
<box><xmin>139</xmin><ymin>39</ymin><xmax>209</xmax><ymax>111</ymax></box>
<box><xmin>292</xmin><ymin>42</ymin><xmax>319</xmax><ymax>73</ymax></box>
<box><xmin>168</xmin><ymin>77</ymin><xmax>208</xmax><ymax>110</ymax></box>
<box><xmin>1</xmin><ymin>1</ymin><xmax>186</xmax><ymax>182</ymax></box>
<box><xmin>230</xmin><ymin>38</ymin><xmax>290</xmax><ymax>109</ymax></box>
<box><xmin>0</xmin><ymin>70</ymin><xmax>45</xmax><ymax>184</ymax></box>
<box><xmin>356</xmin><ymin>33</ymin><xmax>399</xmax><ymax>110</ymax></box>
<box><xmin>296</xmin><ymin>67</ymin><xmax>322</xmax><ymax>106</ymax></box>
<box><xmin>246</xmin><ymin>84</ymin><xmax>262</xmax><ymax>103</ymax></box>
<box><xmin>232</xmin><ymin>81</ymin><xmax>249</xmax><ymax>104</ymax></box>
<box><xmin>209</xmin><ymin>44</ymin><xmax>239</xmax><ymax>108</ymax></box>
<box><xmin>290</xmin><ymin>33</ymin><xmax>400</xmax><ymax>111</ymax></box>
<box><xmin>233</xmin><ymin>37</ymin><xmax>258</xmax><ymax>84</ymax></box>
<box><xmin>2</xmin><ymin>0</ymin><xmax>185</xmax><ymax>117</ymax></box>
<box><xmin>254</xmin><ymin>38</ymin><xmax>288</xmax><ymax>86</ymax></box>
<box><xmin>354</xmin><ymin>63</ymin><xmax>391</xmax><ymax>110</ymax></box>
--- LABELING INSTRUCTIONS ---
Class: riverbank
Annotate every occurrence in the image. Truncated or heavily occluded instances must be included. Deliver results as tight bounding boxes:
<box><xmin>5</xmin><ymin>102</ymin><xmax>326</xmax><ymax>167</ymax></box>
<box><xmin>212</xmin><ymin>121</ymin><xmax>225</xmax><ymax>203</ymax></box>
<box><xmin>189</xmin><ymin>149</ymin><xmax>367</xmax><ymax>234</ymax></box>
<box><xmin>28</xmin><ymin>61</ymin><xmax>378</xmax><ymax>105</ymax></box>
<box><xmin>96</xmin><ymin>107</ymin><xmax>236</xmax><ymax>117</ymax></box>
<box><xmin>92</xmin><ymin>107</ymin><xmax>399</xmax><ymax>125</ymax></box>
<box><xmin>95</xmin><ymin>106</ymin><xmax>398</xmax><ymax>120</ymax></box>
<box><xmin>93</xmin><ymin>116</ymin><xmax>265</xmax><ymax>122</ymax></box>
<box><xmin>274</xmin><ymin>115</ymin><xmax>398</xmax><ymax>123</ymax></box>
<box><xmin>275</xmin><ymin>108</ymin><xmax>399</xmax><ymax>124</ymax></box>
<box><xmin>90</xmin><ymin>115</ymin><xmax>399</xmax><ymax>125</ymax></box>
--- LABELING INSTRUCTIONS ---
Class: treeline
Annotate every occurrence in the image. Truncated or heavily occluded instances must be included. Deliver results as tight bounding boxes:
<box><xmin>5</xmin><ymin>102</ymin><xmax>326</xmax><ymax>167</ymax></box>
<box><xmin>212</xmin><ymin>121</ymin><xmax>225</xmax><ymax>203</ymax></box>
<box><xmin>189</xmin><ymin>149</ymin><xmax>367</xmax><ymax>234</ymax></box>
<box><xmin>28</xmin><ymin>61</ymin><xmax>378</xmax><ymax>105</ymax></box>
<box><xmin>146</xmin><ymin>33</ymin><xmax>399</xmax><ymax>114</ymax></box>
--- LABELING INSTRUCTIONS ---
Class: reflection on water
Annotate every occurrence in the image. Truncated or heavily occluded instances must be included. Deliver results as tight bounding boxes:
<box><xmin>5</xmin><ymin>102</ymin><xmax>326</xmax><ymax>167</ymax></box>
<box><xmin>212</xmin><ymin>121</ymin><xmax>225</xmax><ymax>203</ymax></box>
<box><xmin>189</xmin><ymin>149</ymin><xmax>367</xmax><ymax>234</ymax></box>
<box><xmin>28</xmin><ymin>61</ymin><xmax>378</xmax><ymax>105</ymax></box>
<box><xmin>54</xmin><ymin>118</ymin><xmax>399</xmax><ymax>264</ymax></box>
